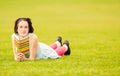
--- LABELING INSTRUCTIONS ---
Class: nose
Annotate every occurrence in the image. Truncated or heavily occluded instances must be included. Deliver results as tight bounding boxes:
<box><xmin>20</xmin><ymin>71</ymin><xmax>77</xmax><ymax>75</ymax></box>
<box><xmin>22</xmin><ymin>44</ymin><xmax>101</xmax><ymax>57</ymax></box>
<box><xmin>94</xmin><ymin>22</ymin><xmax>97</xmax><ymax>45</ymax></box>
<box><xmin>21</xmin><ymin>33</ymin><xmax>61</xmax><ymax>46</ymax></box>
<box><xmin>20</xmin><ymin>28</ymin><xmax>26</xmax><ymax>32</ymax></box>
<box><xmin>21</xmin><ymin>27</ymin><xmax>26</xmax><ymax>30</ymax></box>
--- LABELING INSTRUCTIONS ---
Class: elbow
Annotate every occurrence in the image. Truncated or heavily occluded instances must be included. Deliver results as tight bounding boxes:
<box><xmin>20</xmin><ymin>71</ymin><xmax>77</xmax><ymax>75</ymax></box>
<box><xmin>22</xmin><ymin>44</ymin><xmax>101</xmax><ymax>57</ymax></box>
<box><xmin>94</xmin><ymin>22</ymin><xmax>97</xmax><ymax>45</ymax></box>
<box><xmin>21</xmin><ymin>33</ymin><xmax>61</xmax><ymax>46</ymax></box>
<box><xmin>29</xmin><ymin>58</ymin><xmax>35</xmax><ymax>61</ymax></box>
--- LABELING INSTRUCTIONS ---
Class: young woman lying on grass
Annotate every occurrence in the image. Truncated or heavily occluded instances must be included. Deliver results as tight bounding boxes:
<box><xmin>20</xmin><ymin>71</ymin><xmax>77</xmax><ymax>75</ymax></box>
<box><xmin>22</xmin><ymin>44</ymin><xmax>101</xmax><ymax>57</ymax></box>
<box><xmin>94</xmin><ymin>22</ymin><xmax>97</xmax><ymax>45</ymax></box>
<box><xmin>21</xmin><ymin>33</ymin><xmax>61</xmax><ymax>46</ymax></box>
<box><xmin>12</xmin><ymin>18</ymin><xmax>71</xmax><ymax>62</ymax></box>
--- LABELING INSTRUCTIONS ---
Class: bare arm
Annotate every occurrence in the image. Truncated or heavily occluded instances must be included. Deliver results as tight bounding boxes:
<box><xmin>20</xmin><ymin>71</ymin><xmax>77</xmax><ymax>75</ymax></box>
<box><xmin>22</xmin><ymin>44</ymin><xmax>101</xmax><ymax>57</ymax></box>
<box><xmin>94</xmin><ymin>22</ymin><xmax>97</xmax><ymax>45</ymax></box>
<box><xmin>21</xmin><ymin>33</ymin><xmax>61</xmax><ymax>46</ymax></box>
<box><xmin>12</xmin><ymin>36</ymin><xmax>17</xmax><ymax>60</ymax></box>
<box><xmin>28</xmin><ymin>34</ymin><xmax>38</xmax><ymax>60</ymax></box>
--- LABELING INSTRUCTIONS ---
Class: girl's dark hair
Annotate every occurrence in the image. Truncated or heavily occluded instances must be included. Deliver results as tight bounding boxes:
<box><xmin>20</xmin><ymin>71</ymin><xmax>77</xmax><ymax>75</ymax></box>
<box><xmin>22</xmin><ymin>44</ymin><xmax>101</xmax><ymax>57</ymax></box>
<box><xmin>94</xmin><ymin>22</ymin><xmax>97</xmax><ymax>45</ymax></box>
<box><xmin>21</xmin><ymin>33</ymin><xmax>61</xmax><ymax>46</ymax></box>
<box><xmin>14</xmin><ymin>18</ymin><xmax>34</xmax><ymax>34</ymax></box>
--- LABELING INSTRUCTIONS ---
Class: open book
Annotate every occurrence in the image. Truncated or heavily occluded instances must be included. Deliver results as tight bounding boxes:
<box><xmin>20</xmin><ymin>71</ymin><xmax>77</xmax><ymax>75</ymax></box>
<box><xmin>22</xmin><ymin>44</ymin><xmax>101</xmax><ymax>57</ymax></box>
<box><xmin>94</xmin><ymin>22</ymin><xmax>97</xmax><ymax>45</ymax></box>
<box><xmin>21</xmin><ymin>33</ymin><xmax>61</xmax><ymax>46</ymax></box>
<box><xmin>14</xmin><ymin>36</ymin><xmax>30</xmax><ymax>58</ymax></box>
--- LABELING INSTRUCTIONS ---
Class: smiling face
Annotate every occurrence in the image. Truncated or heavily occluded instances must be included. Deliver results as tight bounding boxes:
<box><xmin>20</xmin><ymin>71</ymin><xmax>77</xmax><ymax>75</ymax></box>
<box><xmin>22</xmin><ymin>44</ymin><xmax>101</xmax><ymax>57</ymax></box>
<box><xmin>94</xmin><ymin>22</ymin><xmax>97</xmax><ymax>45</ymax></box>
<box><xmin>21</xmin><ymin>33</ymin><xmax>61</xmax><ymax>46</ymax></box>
<box><xmin>17</xmin><ymin>20</ymin><xmax>29</xmax><ymax>38</ymax></box>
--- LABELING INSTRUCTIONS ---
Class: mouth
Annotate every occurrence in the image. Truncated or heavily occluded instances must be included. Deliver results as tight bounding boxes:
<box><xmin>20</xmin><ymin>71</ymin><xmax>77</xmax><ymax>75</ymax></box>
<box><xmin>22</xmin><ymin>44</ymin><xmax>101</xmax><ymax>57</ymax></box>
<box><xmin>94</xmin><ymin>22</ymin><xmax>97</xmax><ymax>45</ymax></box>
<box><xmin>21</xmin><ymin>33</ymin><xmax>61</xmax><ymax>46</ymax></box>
<box><xmin>21</xmin><ymin>32</ymin><xmax>26</xmax><ymax>34</ymax></box>
<box><xmin>20</xmin><ymin>32</ymin><xmax>27</xmax><ymax>36</ymax></box>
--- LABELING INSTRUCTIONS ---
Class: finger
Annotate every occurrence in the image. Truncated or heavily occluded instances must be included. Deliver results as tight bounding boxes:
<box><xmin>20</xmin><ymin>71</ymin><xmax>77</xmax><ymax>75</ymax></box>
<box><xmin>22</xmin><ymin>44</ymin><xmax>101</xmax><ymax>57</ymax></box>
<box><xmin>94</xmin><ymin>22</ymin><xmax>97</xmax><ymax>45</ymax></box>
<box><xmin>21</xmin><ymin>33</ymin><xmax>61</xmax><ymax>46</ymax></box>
<box><xmin>17</xmin><ymin>53</ymin><xmax>24</xmax><ymax>56</ymax></box>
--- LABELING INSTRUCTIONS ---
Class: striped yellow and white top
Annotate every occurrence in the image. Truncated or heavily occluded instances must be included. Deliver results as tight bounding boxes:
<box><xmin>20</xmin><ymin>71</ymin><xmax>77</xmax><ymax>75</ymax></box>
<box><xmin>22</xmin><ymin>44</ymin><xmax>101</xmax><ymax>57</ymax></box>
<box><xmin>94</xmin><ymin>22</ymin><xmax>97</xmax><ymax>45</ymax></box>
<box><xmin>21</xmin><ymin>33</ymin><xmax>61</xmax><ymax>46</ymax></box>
<box><xmin>14</xmin><ymin>36</ymin><xmax>30</xmax><ymax>58</ymax></box>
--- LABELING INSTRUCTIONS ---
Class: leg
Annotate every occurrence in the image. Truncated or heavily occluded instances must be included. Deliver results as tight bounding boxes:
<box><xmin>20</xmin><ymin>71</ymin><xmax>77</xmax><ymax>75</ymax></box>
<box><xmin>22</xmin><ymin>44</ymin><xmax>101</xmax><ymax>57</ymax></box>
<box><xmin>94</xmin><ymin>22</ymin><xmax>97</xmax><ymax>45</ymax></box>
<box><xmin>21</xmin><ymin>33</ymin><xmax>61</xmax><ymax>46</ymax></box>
<box><xmin>50</xmin><ymin>41</ymin><xmax>67</xmax><ymax>56</ymax></box>
<box><xmin>54</xmin><ymin>46</ymin><xmax>67</xmax><ymax>56</ymax></box>
<box><xmin>50</xmin><ymin>36</ymin><xmax>71</xmax><ymax>56</ymax></box>
<box><xmin>50</xmin><ymin>40</ymin><xmax>61</xmax><ymax>50</ymax></box>
<box><xmin>50</xmin><ymin>36</ymin><xmax>62</xmax><ymax>50</ymax></box>
<box><xmin>50</xmin><ymin>43</ymin><xmax>57</xmax><ymax>50</ymax></box>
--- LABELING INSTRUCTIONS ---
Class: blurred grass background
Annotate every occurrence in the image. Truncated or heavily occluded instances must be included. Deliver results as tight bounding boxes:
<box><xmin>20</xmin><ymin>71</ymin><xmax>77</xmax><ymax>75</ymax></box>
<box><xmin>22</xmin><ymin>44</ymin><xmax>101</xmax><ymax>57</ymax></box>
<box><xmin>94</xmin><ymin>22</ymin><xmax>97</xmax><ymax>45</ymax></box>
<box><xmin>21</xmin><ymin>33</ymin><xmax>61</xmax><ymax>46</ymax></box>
<box><xmin>0</xmin><ymin>0</ymin><xmax>120</xmax><ymax>76</ymax></box>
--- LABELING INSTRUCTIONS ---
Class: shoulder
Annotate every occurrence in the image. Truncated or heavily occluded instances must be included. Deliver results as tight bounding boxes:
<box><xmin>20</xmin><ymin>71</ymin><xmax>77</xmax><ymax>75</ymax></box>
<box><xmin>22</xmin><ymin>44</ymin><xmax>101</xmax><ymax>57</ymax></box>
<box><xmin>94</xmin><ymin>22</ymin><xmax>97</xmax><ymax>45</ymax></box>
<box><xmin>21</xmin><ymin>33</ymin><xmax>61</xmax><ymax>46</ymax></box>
<box><xmin>11</xmin><ymin>33</ymin><xmax>15</xmax><ymax>38</ymax></box>
<box><xmin>29</xmin><ymin>33</ymin><xmax>38</xmax><ymax>39</ymax></box>
<box><xmin>29</xmin><ymin>33</ymin><xmax>38</xmax><ymax>41</ymax></box>
<box><xmin>11</xmin><ymin>33</ymin><xmax>19</xmax><ymax>40</ymax></box>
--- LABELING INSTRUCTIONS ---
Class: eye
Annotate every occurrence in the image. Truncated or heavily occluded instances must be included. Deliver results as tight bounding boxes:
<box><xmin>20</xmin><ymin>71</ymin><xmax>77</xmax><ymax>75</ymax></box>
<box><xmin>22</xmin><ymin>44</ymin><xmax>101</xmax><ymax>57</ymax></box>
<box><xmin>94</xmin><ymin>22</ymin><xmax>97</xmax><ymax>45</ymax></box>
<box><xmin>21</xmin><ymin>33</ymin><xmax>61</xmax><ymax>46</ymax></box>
<box><xmin>19</xmin><ymin>26</ymin><xmax>23</xmax><ymax>28</ymax></box>
<box><xmin>25</xmin><ymin>26</ymin><xmax>28</xmax><ymax>29</ymax></box>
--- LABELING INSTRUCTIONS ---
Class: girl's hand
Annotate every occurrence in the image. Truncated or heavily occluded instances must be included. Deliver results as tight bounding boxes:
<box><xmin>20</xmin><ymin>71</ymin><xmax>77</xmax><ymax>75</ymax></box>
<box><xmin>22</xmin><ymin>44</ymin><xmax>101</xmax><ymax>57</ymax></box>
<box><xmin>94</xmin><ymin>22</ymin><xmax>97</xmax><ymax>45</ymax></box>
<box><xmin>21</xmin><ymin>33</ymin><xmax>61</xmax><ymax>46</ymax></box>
<box><xmin>15</xmin><ymin>53</ymin><xmax>25</xmax><ymax>62</ymax></box>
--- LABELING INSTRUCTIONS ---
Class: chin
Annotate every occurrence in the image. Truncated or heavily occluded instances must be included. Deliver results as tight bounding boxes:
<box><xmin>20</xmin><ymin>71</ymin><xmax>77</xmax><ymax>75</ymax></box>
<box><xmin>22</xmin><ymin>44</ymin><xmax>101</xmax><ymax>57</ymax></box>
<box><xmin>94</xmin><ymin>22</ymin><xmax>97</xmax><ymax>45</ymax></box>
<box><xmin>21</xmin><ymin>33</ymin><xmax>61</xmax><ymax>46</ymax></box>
<box><xmin>20</xmin><ymin>34</ymin><xmax>28</xmax><ymax>37</ymax></box>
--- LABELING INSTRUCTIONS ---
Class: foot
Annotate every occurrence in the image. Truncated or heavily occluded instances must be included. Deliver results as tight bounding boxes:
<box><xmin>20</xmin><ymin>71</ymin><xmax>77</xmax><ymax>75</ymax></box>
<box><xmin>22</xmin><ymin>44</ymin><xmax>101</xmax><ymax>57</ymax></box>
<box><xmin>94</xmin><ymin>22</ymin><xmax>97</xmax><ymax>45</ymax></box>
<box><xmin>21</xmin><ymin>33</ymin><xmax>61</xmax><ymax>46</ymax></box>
<box><xmin>57</xmin><ymin>36</ymin><xmax>62</xmax><ymax>46</ymax></box>
<box><xmin>63</xmin><ymin>40</ymin><xmax>71</xmax><ymax>55</ymax></box>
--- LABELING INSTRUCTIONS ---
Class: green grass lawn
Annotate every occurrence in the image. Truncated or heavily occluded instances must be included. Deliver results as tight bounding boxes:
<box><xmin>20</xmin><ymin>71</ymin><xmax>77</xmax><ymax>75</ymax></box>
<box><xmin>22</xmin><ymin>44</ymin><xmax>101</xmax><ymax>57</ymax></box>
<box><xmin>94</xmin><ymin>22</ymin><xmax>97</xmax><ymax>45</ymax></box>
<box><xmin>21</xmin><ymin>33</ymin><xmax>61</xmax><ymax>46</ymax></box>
<box><xmin>0</xmin><ymin>0</ymin><xmax>120</xmax><ymax>76</ymax></box>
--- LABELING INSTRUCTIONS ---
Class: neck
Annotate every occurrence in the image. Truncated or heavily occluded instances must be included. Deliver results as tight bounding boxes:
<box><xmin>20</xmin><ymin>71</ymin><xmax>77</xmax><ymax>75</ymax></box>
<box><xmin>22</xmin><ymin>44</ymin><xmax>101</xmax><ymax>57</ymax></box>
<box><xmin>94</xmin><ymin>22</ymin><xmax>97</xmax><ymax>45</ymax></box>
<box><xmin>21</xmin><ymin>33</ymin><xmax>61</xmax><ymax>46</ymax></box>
<box><xmin>19</xmin><ymin>35</ymin><xmax>28</xmax><ymax>40</ymax></box>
